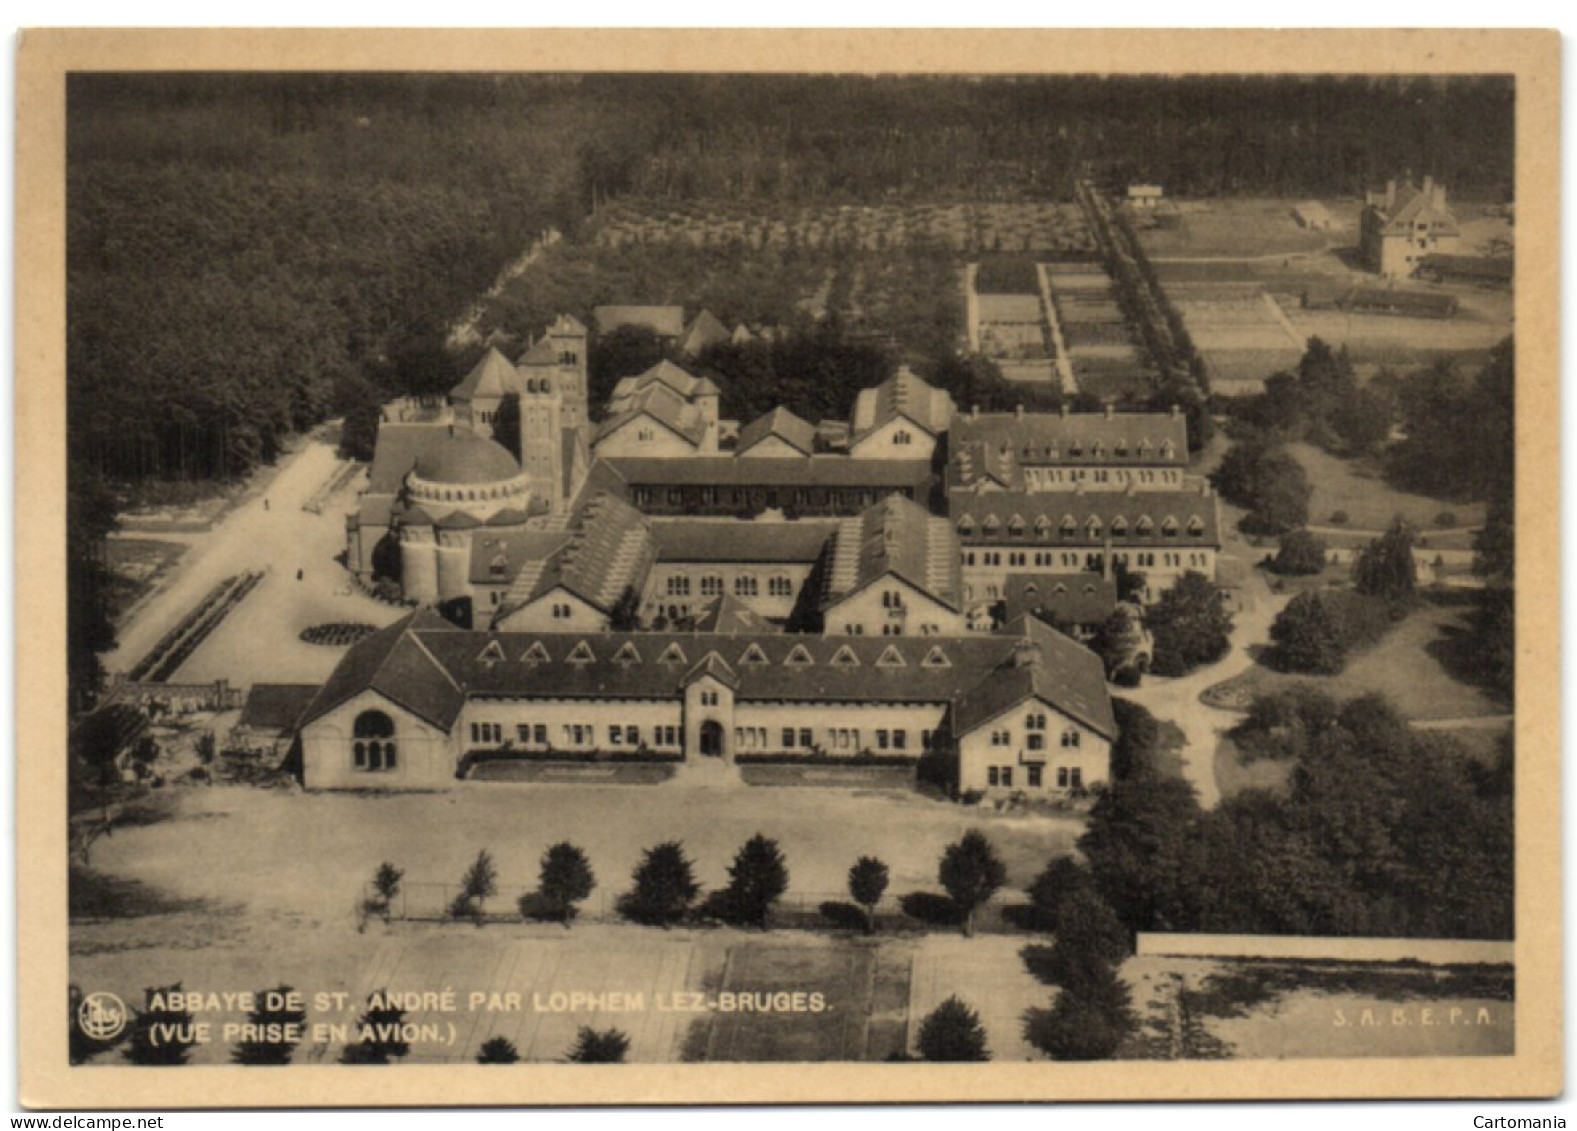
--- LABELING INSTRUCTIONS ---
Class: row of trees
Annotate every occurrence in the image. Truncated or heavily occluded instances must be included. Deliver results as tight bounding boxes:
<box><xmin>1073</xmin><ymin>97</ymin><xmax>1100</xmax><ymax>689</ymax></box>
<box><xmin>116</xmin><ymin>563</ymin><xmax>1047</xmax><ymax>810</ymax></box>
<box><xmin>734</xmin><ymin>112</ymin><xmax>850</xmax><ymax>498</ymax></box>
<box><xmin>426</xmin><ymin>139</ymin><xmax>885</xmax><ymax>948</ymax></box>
<box><xmin>372</xmin><ymin>830</ymin><xmax>1009</xmax><ymax>937</ymax></box>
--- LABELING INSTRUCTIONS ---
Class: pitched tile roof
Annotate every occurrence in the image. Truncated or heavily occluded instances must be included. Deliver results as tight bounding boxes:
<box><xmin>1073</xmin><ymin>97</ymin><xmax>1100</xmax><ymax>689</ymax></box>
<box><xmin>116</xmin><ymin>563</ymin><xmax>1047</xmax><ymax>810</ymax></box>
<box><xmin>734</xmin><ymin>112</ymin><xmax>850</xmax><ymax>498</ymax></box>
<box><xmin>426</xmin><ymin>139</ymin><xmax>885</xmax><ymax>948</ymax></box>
<box><xmin>298</xmin><ymin>614</ymin><xmax>1114</xmax><ymax>743</ymax></box>
<box><xmin>824</xmin><ymin>495</ymin><xmax>962</xmax><ymax>612</ymax></box>
<box><xmin>850</xmin><ymin>366</ymin><xmax>954</xmax><ymax>442</ymax></box>
<box><xmin>951</xmin><ymin>617</ymin><xmax>1116</xmax><ymax>739</ymax></box>
<box><xmin>237</xmin><ymin>683</ymin><xmax>322</xmax><ymax>733</ymax></box>
<box><xmin>1367</xmin><ymin>180</ymin><xmax>1460</xmax><ymax>237</ymax></box>
<box><xmin>1003</xmin><ymin>573</ymin><xmax>1118</xmax><ymax>627</ymax></box>
<box><xmin>735</xmin><ymin>406</ymin><xmax>817</xmax><ymax>457</ymax></box>
<box><xmin>950</xmin><ymin>485</ymin><xmax>1222</xmax><ymax>548</ymax></box>
<box><xmin>595</xmin><ymin>380</ymin><xmax>707</xmax><ymax>448</ymax></box>
<box><xmin>649</xmin><ymin>520</ymin><xmax>836</xmax><ymax>564</ymax></box>
<box><xmin>450</xmin><ymin>347</ymin><xmax>520</xmax><ymax>401</ymax></box>
<box><xmin>950</xmin><ymin>410</ymin><xmax>1188</xmax><ymax>481</ymax></box>
<box><xmin>690</xmin><ymin>594</ymin><xmax>780</xmax><ymax>635</ymax></box>
<box><xmin>594</xmin><ymin>305</ymin><xmax>686</xmax><ymax>339</ymax></box>
<box><xmin>298</xmin><ymin>609</ymin><xmax>467</xmax><ymax>731</ymax></box>
<box><xmin>678</xmin><ymin>309</ymin><xmax>731</xmax><ymax>357</ymax></box>
<box><xmin>495</xmin><ymin>491</ymin><xmax>654</xmax><ymax>617</ymax></box>
<box><xmin>469</xmin><ymin>529</ymin><xmax>572</xmax><ymax>586</ymax></box>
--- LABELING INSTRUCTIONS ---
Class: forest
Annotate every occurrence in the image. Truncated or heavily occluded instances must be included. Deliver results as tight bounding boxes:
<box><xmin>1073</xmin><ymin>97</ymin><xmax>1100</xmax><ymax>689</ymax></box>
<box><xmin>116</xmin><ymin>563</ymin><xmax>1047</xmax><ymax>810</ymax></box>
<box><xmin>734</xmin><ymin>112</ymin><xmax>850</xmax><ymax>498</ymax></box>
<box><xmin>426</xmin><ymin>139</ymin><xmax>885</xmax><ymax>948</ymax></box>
<box><xmin>67</xmin><ymin>72</ymin><xmax>1516</xmax><ymax>706</ymax></box>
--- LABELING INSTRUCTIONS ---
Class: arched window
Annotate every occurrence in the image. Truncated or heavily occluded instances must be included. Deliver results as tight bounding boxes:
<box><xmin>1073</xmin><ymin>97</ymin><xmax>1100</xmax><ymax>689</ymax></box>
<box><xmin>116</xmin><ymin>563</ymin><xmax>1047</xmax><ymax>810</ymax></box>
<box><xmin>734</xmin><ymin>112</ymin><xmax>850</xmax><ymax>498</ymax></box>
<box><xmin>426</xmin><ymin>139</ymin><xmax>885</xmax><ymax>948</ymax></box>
<box><xmin>352</xmin><ymin>710</ymin><xmax>397</xmax><ymax>772</ymax></box>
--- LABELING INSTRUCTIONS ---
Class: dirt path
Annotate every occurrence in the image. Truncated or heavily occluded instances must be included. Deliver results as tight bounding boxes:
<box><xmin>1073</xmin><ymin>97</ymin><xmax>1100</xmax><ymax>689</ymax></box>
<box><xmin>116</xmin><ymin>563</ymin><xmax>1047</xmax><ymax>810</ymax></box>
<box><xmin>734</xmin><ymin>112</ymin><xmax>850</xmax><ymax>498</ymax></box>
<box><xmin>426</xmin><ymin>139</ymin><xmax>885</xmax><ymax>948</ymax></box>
<box><xmin>1120</xmin><ymin>569</ymin><xmax>1290</xmax><ymax>809</ymax></box>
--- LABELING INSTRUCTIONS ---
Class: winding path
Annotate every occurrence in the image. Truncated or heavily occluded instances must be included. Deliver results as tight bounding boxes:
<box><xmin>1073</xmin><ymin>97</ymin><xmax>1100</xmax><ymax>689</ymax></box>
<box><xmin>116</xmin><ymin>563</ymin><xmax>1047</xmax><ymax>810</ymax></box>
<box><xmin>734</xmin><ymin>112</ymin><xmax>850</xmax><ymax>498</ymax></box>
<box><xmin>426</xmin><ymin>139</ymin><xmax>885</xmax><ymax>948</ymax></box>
<box><xmin>1118</xmin><ymin>569</ymin><xmax>1289</xmax><ymax>809</ymax></box>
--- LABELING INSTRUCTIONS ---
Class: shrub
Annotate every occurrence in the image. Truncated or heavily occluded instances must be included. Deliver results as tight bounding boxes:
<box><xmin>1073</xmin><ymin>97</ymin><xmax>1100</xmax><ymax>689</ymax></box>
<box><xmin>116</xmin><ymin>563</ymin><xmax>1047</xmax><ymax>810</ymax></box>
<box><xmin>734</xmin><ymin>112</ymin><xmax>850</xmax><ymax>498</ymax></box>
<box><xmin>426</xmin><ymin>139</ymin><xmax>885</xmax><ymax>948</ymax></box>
<box><xmin>533</xmin><ymin>842</ymin><xmax>595</xmax><ymax>926</ymax></box>
<box><xmin>1329</xmin><ymin>510</ymin><xmax>1349</xmax><ymax>525</ymax></box>
<box><xmin>917</xmin><ymin>997</ymin><xmax>989</xmax><ymax>1062</ymax></box>
<box><xmin>476</xmin><ymin>1037</ymin><xmax>519</xmax><ymax>1064</ymax></box>
<box><xmin>1026</xmin><ymin>856</ymin><xmax>1096</xmax><ymax>931</ymax></box>
<box><xmin>1025</xmin><ymin>964</ymin><xmax>1135</xmax><ymax>1061</ymax></box>
<box><xmin>848</xmin><ymin>856</ymin><xmax>891</xmax><ymax>935</ymax></box>
<box><xmin>565</xmin><ymin>1027</ymin><xmax>630</xmax><ymax>1064</ymax></box>
<box><xmin>1145</xmin><ymin>573</ymin><xmax>1233</xmax><ymax>677</ymax></box>
<box><xmin>1353</xmin><ymin>519</ymin><xmax>1418</xmax><ymax>601</ymax></box>
<box><xmin>620</xmin><ymin>842</ymin><xmax>700</xmax><ymax>927</ymax></box>
<box><xmin>1267</xmin><ymin>590</ymin><xmax>1391</xmax><ymax>674</ymax></box>
<box><xmin>1271</xmin><ymin>529</ymin><xmax>1328</xmax><ymax>576</ymax></box>
<box><xmin>715</xmin><ymin>834</ymin><xmax>790</xmax><ymax>927</ymax></box>
<box><xmin>1436</xmin><ymin>511</ymin><xmax>1458</xmax><ymax>528</ymax></box>
<box><xmin>939</xmin><ymin>830</ymin><xmax>1007</xmax><ymax>937</ymax></box>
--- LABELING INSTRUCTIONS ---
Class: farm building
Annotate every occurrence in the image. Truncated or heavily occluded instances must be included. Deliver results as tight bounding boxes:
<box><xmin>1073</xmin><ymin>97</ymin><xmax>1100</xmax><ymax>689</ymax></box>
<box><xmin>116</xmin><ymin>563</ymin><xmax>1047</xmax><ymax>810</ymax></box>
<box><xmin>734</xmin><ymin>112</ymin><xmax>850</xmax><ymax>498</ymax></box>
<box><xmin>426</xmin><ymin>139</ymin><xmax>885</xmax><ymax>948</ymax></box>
<box><xmin>1360</xmin><ymin>177</ymin><xmax>1462</xmax><ymax>277</ymax></box>
<box><xmin>1126</xmin><ymin>184</ymin><xmax>1164</xmax><ymax>209</ymax></box>
<box><xmin>1415</xmin><ymin>253</ymin><xmax>1514</xmax><ymax>289</ymax></box>
<box><xmin>1292</xmin><ymin>201</ymin><xmax>1335</xmax><ymax>230</ymax></box>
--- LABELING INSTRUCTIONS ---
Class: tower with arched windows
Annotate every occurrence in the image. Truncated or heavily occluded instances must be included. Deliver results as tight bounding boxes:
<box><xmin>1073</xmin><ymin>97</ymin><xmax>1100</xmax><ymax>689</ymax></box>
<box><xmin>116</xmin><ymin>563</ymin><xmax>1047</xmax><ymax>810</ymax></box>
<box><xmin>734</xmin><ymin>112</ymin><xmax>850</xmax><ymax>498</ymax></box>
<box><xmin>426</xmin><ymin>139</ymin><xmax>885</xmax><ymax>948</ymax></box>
<box><xmin>519</xmin><ymin>372</ymin><xmax>565</xmax><ymax>515</ymax></box>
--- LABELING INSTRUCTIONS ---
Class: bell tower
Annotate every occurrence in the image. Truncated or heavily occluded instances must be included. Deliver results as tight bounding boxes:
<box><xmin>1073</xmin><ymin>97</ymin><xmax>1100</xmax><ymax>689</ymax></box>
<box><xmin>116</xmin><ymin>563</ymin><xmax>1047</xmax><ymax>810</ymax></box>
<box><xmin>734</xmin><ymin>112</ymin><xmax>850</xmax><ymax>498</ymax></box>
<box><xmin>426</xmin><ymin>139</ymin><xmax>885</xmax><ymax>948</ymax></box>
<box><xmin>519</xmin><ymin>373</ymin><xmax>565</xmax><ymax>515</ymax></box>
<box><xmin>547</xmin><ymin>314</ymin><xmax>589</xmax><ymax>430</ymax></box>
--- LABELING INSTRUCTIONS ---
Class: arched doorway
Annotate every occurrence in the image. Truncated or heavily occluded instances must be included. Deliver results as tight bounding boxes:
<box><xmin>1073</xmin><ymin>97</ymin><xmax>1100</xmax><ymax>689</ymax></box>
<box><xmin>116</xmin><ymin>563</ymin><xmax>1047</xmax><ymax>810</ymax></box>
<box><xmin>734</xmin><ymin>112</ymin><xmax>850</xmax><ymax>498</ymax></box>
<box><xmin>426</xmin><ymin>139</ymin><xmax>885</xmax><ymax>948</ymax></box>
<box><xmin>698</xmin><ymin>720</ymin><xmax>724</xmax><ymax>758</ymax></box>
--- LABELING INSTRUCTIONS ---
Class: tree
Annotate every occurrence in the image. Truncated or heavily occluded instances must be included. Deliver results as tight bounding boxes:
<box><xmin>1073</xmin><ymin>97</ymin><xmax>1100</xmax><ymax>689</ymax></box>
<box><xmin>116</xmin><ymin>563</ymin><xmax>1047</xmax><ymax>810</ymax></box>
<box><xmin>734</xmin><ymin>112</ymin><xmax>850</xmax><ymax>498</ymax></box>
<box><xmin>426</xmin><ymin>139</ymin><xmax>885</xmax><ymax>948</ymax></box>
<box><xmin>938</xmin><ymin>830</ymin><xmax>1007</xmax><ymax>937</ymax></box>
<box><xmin>1210</xmin><ymin>442</ymin><xmax>1310</xmax><ymax>534</ymax></box>
<box><xmin>1026</xmin><ymin>962</ymin><xmax>1135</xmax><ymax>1061</ymax></box>
<box><xmin>367</xmin><ymin>861</ymin><xmax>403</xmax><ymax>920</ymax></box>
<box><xmin>565</xmin><ymin>1027</ymin><xmax>630</xmax><ymax>1064</ymax></box>
<box><xmin>121</xmin><ymin>984</ymin><xmax>198</xmax><ymax>1066</ymax></box>
<box><xmin>1353</xmin><ymin>519</ymin><xmax>1417</xmax><ymax>601</ymax></box>
<box><xmin>534</xmin><ymin>842</ymin><xmax>596</xmax><ymax>926</ymax></box>
<box><xmin>1109</xmin><ymin>698</ymin><xmax>1164</xmax><ymax>782</ymax></box>
<box><xmin>476</xmin><ymin>1036</ymin><xmax>520</xmax><ymax>1064</ymax></box>
<box><xmin>1048</xmin><ymin>888</ymin><xmax>1131</xmax><ymax>987</ymax></box>
<box><xmin>1268</xmin><ymin>590</ymin><xmax>1353</xmax><ymax>675</ymax></box>
<box><xmin>1144</xmin><ymin>572</ymin><xmax>1233</xmax><ymax>677</ymax></box>
<box><xmin>452</xmin><ymin>849</ymin><xmax>499</xmax><ymax>922</ymax></box>
<box><xmin>1271</xmin><ymin>529</ymin><xmax>1328</xmax><ymax>576</ymax></box>
<box><xmin>621</xmin><ymin>841</ymin><xmax>700</xmax><ymax>927</ymax></box>
<box><xmin>231</xmin><ymin>985</ymin><xmax>307</xmax><ymax>1065</ymax></box>
<box><xmin>339</xmin><ymin>992</ymin><xmax>410</xmax><ymax>1064</ymax></box>
<box><xmin>847</xmin><ymin>856</ymin><xmax>890</xmax><ymax>935</ymax></box>
<box><xmin>916</xmin><ymin>996</ymin><xmax>989</xmax><ymax>1062</ymax></box>
<box><xmin>720</xmin><ymin>834</ymin><xmax>790</xmax><ymax>927</ymax></box>
<box><xmin>1078</xmin><ymin>777</ymin><xmax>1201</xmax><ymax>932</ymax></box>
<box><xmin>1026</xmin><ymin>855</ymin><xmax>1096</xmax><ymax>932</ymax></box>
<box><xmin>609</xmin><ymin>585</ymin><xmax>643</xmax><ymax>632</ymax></box>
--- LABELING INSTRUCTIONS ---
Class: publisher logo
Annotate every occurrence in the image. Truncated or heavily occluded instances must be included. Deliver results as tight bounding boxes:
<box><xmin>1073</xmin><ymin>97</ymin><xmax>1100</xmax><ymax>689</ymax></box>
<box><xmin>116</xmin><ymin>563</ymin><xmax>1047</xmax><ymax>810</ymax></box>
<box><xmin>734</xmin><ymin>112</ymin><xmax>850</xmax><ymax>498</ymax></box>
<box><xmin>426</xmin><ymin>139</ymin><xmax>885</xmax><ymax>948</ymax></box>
<box><xmin>79</xmin><ymin>991</ymin><xmax>129</xmax><ymax>1040</ymax></box>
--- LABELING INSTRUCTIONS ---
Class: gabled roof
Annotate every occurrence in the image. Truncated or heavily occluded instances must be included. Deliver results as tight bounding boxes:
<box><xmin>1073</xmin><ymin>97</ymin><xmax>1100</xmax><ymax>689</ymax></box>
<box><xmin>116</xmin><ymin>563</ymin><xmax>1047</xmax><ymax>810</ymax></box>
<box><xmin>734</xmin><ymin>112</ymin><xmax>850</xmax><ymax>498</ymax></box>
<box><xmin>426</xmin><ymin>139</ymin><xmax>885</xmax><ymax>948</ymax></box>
<box><xmin>952</xmin><ymin>617</ymin><xmax>1116</xmax><ymax>740</ymax></box>
<box><xmin>1003</xmin><ymin>573</ymin><xmax>1118</xmax><ymax>627</ymax></box>
<box><xmin>683</xmin><ymin>650</ymin><xmax>741</xmax><ymax>689</ymax></box>
<box><xmin>450</xmin><ymin>347</ymin><xmax>520</xmax><ymax>401</ymax></box>
<box><xmin>823</xmin><ymin>495</ymin><xmax>963</xmax><ymax>613</ymax></box>
<box><xmin>548</xmin><ymin>313</ymin><xmax>588</xmax><ymax>336</ymax></box>
<box><xmin>610</xmin><ymin>359</ymin><xmax>712</xmax><ymax>403</ymax></box>
<box><xmin>678</xmin><ymin>309</ymin><xmax>731</xmax><ymax>357</ymax></box>
<box><xmin>594</xmin><ymin>380</ymin><xmax>707</xmax><ymax>449</ymax></box>
<box><xmin>469</xmin><ymin>529</ymin><xmax>572</xmax><ymax>586</ymax></box>
<box><xmin>494</xmin><ymin>491</ymin><xmax>654</xmax><ymax>618</ymax></box>
<box><xmin>1367</xmin><ymin>180</ymin><xmax>1460</xmax><ymax>237</ymax></box>
<box><xmin>735</xmin><ymin>407</ymin><xmax>817</xmax><ymax>457</ymax></box>
<box><xmin>297</xmin><ymin>609</ymin><xmax>467</xmax><ymax>731</ymax></box>
<box><xmin>594</xmin><ymin>305</ymin><xmax>686</xmax><ymax>339</ymax></box>
<box><xmin>850</xmin><ymin>366</ymin><xmax>954</xmax><ymax>443</ymax></box>
<box><xmin>517</xmin><ymin>337</ymin><xmax>557</xmax><ymax>366</ymax></box>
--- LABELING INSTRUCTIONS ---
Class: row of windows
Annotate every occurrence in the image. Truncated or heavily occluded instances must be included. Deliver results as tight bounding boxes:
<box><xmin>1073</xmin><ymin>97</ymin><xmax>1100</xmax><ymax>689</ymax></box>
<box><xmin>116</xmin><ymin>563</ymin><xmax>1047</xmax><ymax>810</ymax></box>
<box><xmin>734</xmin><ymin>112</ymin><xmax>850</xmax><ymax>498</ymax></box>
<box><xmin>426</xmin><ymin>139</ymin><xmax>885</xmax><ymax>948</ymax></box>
<box><xmin>1009</xmin><ymin>440</ymin><xmax>1176</xmax><ymax>461</ymax></box>
<box><xmin>410</xmin><ymin>481</ymin><xmax>527</xmax><ymax>504</ymax></box>
<box><xmin>666</xmin><ymin>574</ymin><xmax>796</xmax><ymax>598</ymax></box>
<box><xmin>839</xmin><ymin>622</ymin><xmax>944</xmax><ymax>636</ymax></box>
<box><xmin>985</xmin><ymin>765</ymin><xmax>1084</xmax><ymax>789</ymax></box>
<box><xmin>1022</xmin><ymin>468</ymin><xmax>1182</xmax><ymax>486</ymax></box>
<box><xmin>629</xmin><ymin>486</ymin><xmax>910</xmax><ymax>510</ymax></box>
<box><xmin>988</xmin><ymin>729</ymin><xmax>1081</xmax><ymax>750</ymax></box>
<box><xmin>961</xmin><ymin>549</ymin><xmax>1212</xmax><ymax>571</ymax></box>
<box><xmin>467</xmin><ymin>721</ymin><xmax>683</xmax><ymax>749</ymax></box>
<box><xmin>958</xmin><ymin>515</ymin><xmax>1206</xmax><ymax>539</ymax></box>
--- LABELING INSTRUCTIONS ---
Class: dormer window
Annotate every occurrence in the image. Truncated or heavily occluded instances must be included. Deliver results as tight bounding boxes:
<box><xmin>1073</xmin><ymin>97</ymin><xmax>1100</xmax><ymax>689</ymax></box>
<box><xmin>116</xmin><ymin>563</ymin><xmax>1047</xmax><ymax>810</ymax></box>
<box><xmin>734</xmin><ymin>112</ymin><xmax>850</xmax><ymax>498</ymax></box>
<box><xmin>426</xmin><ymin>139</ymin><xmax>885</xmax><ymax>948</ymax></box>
<box><xmin>982</xmin><ymin>515</ymin><xmax>1000</xmax><ymax>535</ymax></box>
<box><xmin>1034</xmin><ymin>515</ymin><xmax>1053</xmax><ymax>539</ymax></box>
<box><xmin>957</xmin><ymin>515</ymin><xmax>975</xmax><ymax>534</ymax></box>
<box><xmin>1162</xmin><ymin>517</ymin><xmax>1179</xmax><ymax>537</ymax></box>
<box><xmin>1160</xmin><ymin>441</ymin><xmax>1176</xmax><ymax>460</ymax></box>
<box><xmin>1091</xmin><ymin>441</ymin><xmax>1105</xmax><ymax>458</ymax></box>
<box><xmin>1086</xmin><ymin>517</ymin><xmax>1102</xmax><ymax>538</ymax></box>
<box><xmin>1136</xmin><ymin>516</ymin><xmax>1154</xmax><ymax>536</ymax></box>
<box><xmin>1111</xmin><ymin>516</ymin><xmax>1128</xmax><ymax>537</ymax></box>
<box><xmin>1059</xmin><ymin>516</ymin><xmax>1077</xmax><ymax>538</ymax></box>
<box><xmin>1007</xmin><ymin>516</ymin><xmax>1026</xmax><ymax>537</ymax></box>
<box><xmin>1187</xmin><ymin>516</ymin><xmax>1205</xmax><ymax>537</ymax></box>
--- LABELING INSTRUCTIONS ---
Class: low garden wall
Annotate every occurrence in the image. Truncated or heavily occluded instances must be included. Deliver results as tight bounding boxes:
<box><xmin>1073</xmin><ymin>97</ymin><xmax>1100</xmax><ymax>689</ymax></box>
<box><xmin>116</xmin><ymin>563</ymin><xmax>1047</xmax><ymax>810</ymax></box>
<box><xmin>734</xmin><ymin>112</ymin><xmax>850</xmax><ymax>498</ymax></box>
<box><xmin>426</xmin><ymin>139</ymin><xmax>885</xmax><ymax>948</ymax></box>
<box><xmin>1136</xmin><ymin>932</ymin><xmax>1513</xmax><ymax>966</ymax></box>
<box><xmin>738</xmin><ymin>762</ymin><xmax>916</xmax><ymax>790</ymax></box>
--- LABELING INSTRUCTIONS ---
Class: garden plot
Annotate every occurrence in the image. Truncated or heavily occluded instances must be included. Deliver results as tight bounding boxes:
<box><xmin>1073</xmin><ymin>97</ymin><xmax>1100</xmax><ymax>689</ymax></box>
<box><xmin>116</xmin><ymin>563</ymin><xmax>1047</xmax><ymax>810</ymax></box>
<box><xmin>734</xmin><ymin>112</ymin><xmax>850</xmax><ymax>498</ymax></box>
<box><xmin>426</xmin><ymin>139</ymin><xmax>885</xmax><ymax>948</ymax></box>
<box><xmin>1169</xmin><ymin>282</ymin><xmax>1303</xmax><ymax>395</ymax></box>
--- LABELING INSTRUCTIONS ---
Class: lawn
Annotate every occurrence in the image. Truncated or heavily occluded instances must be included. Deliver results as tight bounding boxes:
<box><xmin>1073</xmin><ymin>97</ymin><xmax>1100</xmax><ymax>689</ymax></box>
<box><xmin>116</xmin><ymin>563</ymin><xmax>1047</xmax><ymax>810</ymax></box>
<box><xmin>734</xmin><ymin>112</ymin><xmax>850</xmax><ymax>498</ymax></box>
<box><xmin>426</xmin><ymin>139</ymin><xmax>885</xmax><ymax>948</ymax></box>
<box><xmin>1204</xmin><ymin>599</ymin><xmax>1506</xmax><ymax>722</ymax></box>
<box><xmin>1135</xmin><ymin>199</ymin><xmax>1332</xmax><ymax>259</ymax></box>
<box><xmin>1212</xmin><ymin>736</ymin><xmax>1293</xmax><ymax>802</ymax></box>
<box><xmin>1289</xmin><ymin>442</ymin><xmax>1488</xmax><ymax>531</ymax></box>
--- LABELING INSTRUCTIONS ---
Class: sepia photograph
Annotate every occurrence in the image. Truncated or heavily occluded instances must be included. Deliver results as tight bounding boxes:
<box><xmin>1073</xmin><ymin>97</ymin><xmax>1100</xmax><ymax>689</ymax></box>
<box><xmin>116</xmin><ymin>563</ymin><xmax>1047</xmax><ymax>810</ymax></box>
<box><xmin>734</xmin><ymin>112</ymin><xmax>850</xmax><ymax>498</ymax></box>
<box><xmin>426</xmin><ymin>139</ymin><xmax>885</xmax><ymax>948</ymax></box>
<box><xmin>14</xmin><ymin>27</ymin><xmax>1561</xmax><ymax>1108</ymax></box>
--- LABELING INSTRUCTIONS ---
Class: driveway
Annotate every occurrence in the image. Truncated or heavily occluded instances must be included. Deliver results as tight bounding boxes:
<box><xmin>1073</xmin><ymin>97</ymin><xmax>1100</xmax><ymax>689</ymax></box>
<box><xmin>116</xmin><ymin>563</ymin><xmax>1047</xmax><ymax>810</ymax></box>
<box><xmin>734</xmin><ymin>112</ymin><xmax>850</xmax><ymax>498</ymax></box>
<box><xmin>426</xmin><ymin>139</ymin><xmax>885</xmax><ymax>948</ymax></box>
<box><xmin>1120</xmin><ymin>567</ymin><xmax>1289</xmax><ymax>808</ymax></box>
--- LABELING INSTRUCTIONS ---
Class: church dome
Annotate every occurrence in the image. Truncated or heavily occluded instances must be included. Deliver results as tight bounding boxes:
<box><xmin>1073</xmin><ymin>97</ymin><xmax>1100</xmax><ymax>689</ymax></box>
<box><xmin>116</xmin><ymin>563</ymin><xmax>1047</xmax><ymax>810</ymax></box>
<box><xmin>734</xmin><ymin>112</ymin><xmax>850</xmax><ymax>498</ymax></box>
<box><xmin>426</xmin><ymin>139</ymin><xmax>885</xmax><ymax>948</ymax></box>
<box><xmin>412</xmin><ymin>430</ymin><xmax>521</xmax><ymax>485</ymax></box>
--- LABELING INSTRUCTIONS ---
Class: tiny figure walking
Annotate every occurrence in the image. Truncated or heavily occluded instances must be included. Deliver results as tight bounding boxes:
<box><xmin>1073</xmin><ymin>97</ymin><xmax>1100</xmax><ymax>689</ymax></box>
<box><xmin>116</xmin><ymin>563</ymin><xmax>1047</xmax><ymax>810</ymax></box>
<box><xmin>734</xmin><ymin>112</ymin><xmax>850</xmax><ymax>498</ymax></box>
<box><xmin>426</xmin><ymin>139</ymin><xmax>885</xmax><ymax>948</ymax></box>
<box><xmin>297</xmin><ymin>568</ymin><xmax>304</xmax><ymax>582</ymax></box>
<box><xmin>263</xmin><ymin>497</ymin><xmax>270</xmax><ymax>511</ymax></box>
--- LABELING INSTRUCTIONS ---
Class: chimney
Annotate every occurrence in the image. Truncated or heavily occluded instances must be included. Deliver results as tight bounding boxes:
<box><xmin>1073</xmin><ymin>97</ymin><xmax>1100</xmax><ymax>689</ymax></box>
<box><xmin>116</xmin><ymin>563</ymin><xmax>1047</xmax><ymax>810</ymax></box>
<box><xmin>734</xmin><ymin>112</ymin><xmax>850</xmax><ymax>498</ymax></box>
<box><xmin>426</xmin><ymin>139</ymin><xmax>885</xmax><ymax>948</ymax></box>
<box><xmin>1104</xmin><ymin>404</ymin><xmax>1115</xmax><ymax>420</ymax></box>
<box><xmin>1102</xmin><ymin>536</ymin><xmax>1113</xmax><ymax>582</ymax></box>
<box><xmin>1015</xmin><ymin>404</ymin><xmax>1025</xmax><ymax>419</ymax></box>
<box><xmin>1423</xmin><ymin>175</ymin><xmax>1434</xmax><ymax>201</ymax></box>
<box><xmin>1385</xmin><ymin>179</ymin><xmax>1396</xmax><ymax>211</ymax></box>
<box><xmin>971</xmin><ymin>404</ymin><xmax>980</xmax><ymax>419</ymax></box>
<box><xmin>1012</xmin><ymin>637</ymin><xmax>1043</xmax><ymax>669</ymax></box>
<box><xmin>1435</xmin><ymin>180</ymin><xmax>1447</xmax><ymax>209</ymax></box>
<box><xmin>1060</xmin><ymin>403</ymin><xmax>1071</xmax><ymax>419</ymax></box>
<box><xmin>1170</xmin><ymin>403</ymin><xmax>1182</xmax><ymax>418</ymax></box>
